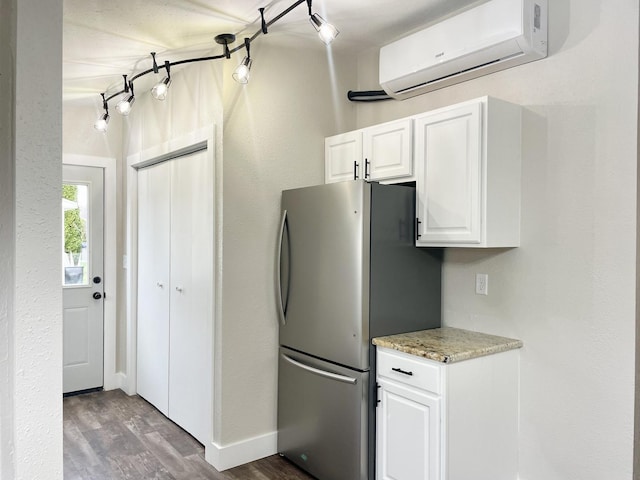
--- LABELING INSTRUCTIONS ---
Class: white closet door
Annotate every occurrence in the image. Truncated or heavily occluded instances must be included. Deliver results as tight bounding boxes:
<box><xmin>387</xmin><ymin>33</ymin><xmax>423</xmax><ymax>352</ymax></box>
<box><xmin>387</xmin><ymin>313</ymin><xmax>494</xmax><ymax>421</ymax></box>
<box><xmin>137</xmin><ymin>162</ymin><xmax>171</xmax><ymax>416</ymax></box>
<box><xmin>168</xmin><ymin>150</ymin><xmax>213</xmax><ymax>445</ymax></box>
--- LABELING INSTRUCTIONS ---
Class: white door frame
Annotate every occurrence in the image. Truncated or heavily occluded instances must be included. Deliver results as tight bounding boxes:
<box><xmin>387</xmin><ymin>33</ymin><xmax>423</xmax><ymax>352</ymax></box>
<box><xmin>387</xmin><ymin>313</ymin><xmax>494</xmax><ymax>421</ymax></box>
<box><xmin>125</xmin><ymin>125</ymin><xmax>216</xmax><ymax>435</ymax></box>
<box><xmin>62</xmin><ymin>154</ymin><xmax>119</xmax><ymax>391</ymax></box>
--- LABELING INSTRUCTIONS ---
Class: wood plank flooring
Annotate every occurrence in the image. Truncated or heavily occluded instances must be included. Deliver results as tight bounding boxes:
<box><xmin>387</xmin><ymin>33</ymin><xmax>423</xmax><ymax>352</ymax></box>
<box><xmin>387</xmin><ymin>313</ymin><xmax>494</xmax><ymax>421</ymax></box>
<box><xmin>63</xmin><ymin>389</ymin><xmax>314</xmax><ymax>480</ymax></box>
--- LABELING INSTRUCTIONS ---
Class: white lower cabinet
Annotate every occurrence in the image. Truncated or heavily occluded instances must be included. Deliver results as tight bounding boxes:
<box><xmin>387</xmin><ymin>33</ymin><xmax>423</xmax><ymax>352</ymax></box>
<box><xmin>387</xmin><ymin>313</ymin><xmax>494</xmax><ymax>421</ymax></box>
<box><xmin>376</xmin><ymin>347</ymin><xmax>519</xmax><ymax>480</ymax></box>
<box><xmin>377</xmin><ymin>378</ymin><xmax>440</xmax><ymax>480</ymax></box>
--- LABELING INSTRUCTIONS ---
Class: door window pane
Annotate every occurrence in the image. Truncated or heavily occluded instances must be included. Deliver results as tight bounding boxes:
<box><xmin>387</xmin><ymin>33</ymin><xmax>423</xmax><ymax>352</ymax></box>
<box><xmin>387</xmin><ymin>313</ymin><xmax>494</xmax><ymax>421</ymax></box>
<box><xmin>62</xmin><ymin>183</ymin><xmax>90</xmax><ymax>286</ymax></box>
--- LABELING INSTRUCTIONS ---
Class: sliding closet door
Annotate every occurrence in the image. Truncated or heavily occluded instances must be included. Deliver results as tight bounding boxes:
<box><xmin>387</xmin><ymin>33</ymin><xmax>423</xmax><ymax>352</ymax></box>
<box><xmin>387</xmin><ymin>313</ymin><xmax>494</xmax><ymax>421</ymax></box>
<box><xmin>168</xmin><ymin>150</ymin><xmax>213</xmax><ymax>445</ymax></box>
<box><xmin>137</xmin><ymin>162</ymin><xmax>171</xmax><ymax>415</ymax></box>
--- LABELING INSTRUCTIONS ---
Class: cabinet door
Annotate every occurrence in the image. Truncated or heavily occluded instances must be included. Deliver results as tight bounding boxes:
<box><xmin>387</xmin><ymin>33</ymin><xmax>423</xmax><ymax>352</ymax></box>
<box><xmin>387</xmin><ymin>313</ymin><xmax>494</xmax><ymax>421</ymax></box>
<box><xmin>325</xmin><ymin>131</ymin><xmax>362</xmax><ymax>183</ymax></box>
<box><xmin>168</xmin><ymin>149</ymin><xmax>213</xmax><ymax>446</ymax></box>
<box><xmin>136</xmin><ymin>162</ymin><xmax>171</xmax><ymax>416</ymax></box>
<box><xmin>364</xmin><ymin>118</ymin><xmax>413</xmax><ymax>182</ymax></box>
<box><xmin>377</xmin><ymin>379</ymin><xmax>440</xmax><ymax>480</ymax></box>
<box><xmin>415</xmin><ymin>102</ymin><xmax>483</xmax><ymax>245</ymax></box>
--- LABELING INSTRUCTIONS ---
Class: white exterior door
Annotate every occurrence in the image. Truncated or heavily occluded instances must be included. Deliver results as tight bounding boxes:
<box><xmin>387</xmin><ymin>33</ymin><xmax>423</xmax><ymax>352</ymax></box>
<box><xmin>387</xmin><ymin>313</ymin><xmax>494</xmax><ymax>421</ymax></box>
<box><xmin>62</xmin><ymin>165</ymin><xmax>104</xmax><ymax>394</ymax></box>
<box><xmin>136</xmin><ymin>161</ymin><xmax>171</xmax><ymax>416</ymax></box>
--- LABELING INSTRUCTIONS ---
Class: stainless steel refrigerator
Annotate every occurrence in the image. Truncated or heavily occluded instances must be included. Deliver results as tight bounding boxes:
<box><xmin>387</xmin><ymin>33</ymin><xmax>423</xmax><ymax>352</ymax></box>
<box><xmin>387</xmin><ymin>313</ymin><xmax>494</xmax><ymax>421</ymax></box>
<box><xmin>277</xmin><ymin>180</ymin><xmax>441</xmax><ymax>480</ymax></box>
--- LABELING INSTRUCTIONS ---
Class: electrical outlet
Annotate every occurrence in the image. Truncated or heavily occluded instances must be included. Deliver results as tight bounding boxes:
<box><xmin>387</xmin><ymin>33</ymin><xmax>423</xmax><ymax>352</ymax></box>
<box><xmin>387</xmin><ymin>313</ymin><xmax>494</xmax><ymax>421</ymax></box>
<box><xmin>475</xmin><ymin>273</ymin><xmax>488</xmax><ymax>295</ymax></box>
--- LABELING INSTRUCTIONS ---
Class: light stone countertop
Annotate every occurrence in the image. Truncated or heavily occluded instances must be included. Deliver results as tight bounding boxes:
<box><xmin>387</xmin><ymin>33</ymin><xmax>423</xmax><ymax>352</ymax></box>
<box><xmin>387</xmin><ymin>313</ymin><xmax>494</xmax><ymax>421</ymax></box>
<box><xmin>372</xmin><ymin>327</ymin><xmax>523</xmax><ymax>364</ymax></box>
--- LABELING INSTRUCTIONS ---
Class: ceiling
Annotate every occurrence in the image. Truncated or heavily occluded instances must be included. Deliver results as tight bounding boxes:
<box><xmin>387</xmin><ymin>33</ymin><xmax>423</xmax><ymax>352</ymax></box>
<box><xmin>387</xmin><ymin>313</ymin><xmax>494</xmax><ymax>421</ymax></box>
<box><xmin>63</xmin><ymin>0</ymin><xmax>481</xmax><ymax>105</ymax></box>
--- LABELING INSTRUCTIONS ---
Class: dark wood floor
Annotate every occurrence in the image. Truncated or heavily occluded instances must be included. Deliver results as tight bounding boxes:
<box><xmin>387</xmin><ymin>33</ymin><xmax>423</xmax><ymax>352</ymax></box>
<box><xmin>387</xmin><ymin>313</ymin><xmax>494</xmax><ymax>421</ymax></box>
<box><xmin>63</xmin><ymin>389</ymin><xmax>314</xmax><ymax>480</ymax></box>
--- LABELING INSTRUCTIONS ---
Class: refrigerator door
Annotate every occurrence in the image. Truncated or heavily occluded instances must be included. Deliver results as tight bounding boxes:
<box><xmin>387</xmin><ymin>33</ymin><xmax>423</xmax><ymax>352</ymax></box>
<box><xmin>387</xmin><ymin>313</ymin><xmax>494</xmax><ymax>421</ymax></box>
<box><xmin>278</xmin><ymin>347</ymin><xmax>369</xmax><ymax>480</ymax></box>
<box><xmin>279</xmin><ymin>181</ymin><xmax>370</xmax><ymax>370</ymax></box>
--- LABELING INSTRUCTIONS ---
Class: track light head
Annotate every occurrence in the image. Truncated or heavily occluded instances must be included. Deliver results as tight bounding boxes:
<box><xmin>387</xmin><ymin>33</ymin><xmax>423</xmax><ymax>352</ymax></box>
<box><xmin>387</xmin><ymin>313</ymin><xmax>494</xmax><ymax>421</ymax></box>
<box><xmin>115</xmin><ymin>93</ymin><xmax>135</xmax><ymax>115</ymax></box>
<box><xmin>233</xmin><ymin>38</ymin><xmax>253</xmax><ymax>84</ymax></box>
<box><xmin>151</xmin><ymin>77</ymin><xmax>172</xmax><ymax>100</ymax></box>
<box><xmin>233</xmin><ymin>57</ymin><xmax>253</xmax><ymax>84</ymax></box>
<box><xmin>310</xmin><ymin>13</ymin><xmax>339</xmax><ymax>45</ymax></box>
<box><xmin>94</xmin><ymin>112</ymin><xmax>110</xmax><ymax>132</ymax></box>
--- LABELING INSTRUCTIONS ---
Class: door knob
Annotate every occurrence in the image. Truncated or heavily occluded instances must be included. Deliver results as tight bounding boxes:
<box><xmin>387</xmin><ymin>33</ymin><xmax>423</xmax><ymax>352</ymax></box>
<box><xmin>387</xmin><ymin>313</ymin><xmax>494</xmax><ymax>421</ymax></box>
<box><xmin>92</xmin><ymin>292</ymin><xmax>102</xmax><ymax>300</ymax></box>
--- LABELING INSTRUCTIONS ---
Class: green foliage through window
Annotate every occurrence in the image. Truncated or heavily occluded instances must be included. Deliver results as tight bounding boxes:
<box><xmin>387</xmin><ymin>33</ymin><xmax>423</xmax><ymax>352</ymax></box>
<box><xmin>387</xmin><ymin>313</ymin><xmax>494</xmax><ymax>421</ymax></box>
<box><xmin>63</xmin><ymin>184</ymin><xmax>86</xmax><ymax>259</ymax></box>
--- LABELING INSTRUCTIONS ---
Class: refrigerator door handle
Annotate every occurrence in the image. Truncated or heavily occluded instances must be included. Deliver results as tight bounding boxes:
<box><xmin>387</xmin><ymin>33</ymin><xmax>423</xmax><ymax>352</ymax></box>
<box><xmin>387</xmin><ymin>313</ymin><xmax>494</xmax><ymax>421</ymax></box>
<box><xmin>281</xmin><ymin>353</ymin><xmax>358</xmax><ymax>385</ymax></box>
<box><xmin>277</xmin><ymin>209</ymin><xmax>288</xmax><ymax>326</ymax></box>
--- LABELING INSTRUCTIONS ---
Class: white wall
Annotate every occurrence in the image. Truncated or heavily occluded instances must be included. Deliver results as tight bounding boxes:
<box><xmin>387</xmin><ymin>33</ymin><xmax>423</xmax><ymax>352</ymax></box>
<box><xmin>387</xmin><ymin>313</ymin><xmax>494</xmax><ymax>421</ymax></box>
<box><xmin>219</xmin><ymin>41</ymin><xmax>356</xmax><ymax>446</ymax></box>
<box><xmin>356</xmin><ymin>1</ymin><xmax>637</xmax><ymax>478</ymax></box>
<box><xmin>0</xmin><ymin>0</ymin><xmax>15</xmax><ymax>476</ymax></box>
<box><xmin>1</xmin><ymin>0</ymin><xmax>64</xmax><ymax>478</ymax></box>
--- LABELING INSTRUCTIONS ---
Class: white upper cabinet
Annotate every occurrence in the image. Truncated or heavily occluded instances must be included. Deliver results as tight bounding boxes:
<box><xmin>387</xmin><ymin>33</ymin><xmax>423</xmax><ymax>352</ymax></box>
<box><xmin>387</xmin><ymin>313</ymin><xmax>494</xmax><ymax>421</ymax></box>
<box><xmin>325</xmin><ymin>96</ymin><xmax>522</xmax><ymax>248</ymax></box>
<box><xmin>415</xmin><ymin>97</ymin><xmax>521</xmax><ymax>248</ymax></box>
<box><xmin>325</xmin><ymin>119</ymin><xmax>414</xmax><ymax>184</ymax></box>
<box><xmin>325</xmin><ymin>131</ymin><xmax>363</xmax><ymax>183</ymax></box>
<box><xmin>364</xmin><ymin>118</ymin><xmax>413</xmax><ymax>182</ymax></box>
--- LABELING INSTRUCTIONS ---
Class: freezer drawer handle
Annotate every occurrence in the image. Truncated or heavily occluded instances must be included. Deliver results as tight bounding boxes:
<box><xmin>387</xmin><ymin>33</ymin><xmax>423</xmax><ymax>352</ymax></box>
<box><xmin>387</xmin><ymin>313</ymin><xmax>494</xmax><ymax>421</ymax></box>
<box><xmin>281</xmin><ymin>353</ymin><xmax>358</xmax><ymax>385</ymax></box>
<box><xmin>392</xmin><ymin>367</ymin><xmax>413</xmax><ymax>376</ymax></box>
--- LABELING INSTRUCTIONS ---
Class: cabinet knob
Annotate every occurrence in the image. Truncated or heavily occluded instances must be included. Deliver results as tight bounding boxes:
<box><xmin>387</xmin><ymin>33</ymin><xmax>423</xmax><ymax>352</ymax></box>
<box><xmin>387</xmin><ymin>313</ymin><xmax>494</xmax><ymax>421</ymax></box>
<box><xmin>175</xmin><ymin>286</ymin><xmax>184</xmax><ymax>293</ymax></box>
<box><xmin>157</xmin><ymin>282</ymin><xmax>164</xmax><ymax>288</ymax></box>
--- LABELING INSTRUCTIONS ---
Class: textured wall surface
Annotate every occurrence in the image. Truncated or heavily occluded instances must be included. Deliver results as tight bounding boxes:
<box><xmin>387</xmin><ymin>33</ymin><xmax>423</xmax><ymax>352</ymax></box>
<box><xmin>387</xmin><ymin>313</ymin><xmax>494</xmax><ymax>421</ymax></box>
<box><xmin>356</xmin><ymin>1</ymin><xmax>638</xmax><ymax>478</ymax></box>
<box><xmin>11</xmin><ymin>0</ymin><xmax>64</xmax><ymax>478</ymax></box>
<box><xmin>0</xmin><ymin>0</ymin><xmax>16</xmax><ymax>477</ymax></box>
<box><xmin>219</xmin><ymin>42</ymin><xmax>356</xmax><ymax>445</ymax></box>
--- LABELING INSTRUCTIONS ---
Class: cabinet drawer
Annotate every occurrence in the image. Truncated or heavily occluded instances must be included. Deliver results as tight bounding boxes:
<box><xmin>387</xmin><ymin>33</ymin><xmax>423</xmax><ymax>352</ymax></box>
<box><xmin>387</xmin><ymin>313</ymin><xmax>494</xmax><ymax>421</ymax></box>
<box><xmin>377</xmin><ymin>348</ymin><xmax>442</xmax><ymax>394</ymax></box>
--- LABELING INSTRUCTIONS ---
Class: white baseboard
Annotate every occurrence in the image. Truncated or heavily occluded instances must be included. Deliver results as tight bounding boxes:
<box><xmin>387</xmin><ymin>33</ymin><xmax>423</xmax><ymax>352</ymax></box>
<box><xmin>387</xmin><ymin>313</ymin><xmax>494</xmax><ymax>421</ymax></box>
<box><xmin>205</xmin><ymin>431</ymin><xmax>277</xmax><ymax>471</ymax></box>
<box><xmin>105</xmin><ymin>372</ymin><xmax>132</xmax><ymax>394</ymax></box>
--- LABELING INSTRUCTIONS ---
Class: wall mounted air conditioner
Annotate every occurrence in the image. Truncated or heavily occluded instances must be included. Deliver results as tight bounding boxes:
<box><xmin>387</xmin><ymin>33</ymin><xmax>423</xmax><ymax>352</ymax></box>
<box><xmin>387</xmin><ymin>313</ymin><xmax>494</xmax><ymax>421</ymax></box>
<box><xmin>379</xmin><ymin>0</ymin><xmax>548</xmax><ymax>100</ymax></box>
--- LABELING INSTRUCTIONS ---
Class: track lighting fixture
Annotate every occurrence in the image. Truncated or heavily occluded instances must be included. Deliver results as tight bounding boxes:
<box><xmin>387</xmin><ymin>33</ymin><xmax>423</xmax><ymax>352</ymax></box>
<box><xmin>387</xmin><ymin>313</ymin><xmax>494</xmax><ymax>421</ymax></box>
<box><xmin>116</xmin><ymin>94</ymin><xmax>135</xmax><ymax>115</ymax></box>
<box><xmin>150</xmin><ymin>53</ymin><xmax>172</xmax><ymax>101</ymax></box>
<box><xmin>152</xmin><ymin>60</ymin><xmax>172</xmax><ymax>101</ymax></box>
<box><xmin>307</xmin><ymin>0</ymin><xmax>339</xmax><ymax>45</ymax></box>
<box><xmin>233</xmin><ymin>39</ymin><xmax>253</xmax><ymax>84</ymax></box>
<box><xmin>116</xmin><ymin>79</ymin><xmax>135</xmax><ymax>116</ymax></box>
<box><xmin>94</xmin><ymin>0</ymin><xmax>340</xmax><ymax>131</ymax></box>
<box><xmin>94</xmin><ymin>112</ymin><xmax>110</xmax><ymax>132</ymax></box>
<box><xmin>94</xmin><ymin>93</ymin><xmax>110</xmax><ymax>132</ymax></box>
<box><xmin>152</xmin><ymin>76</ymin><xmax>171</xmax><ymax>100</ymax></box>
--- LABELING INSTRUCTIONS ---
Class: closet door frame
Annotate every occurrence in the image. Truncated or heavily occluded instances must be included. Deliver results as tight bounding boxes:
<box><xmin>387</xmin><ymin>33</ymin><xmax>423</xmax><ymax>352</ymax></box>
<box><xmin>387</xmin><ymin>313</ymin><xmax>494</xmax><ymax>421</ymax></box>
<box><xmin>126</xmin><ymin>126</ymin><xmax>217</xmax><ymax>450</ymax></box>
